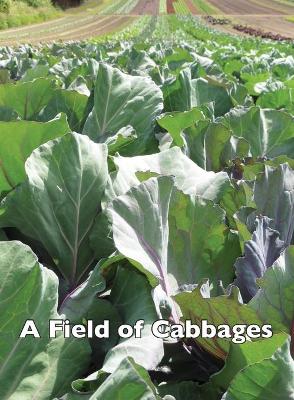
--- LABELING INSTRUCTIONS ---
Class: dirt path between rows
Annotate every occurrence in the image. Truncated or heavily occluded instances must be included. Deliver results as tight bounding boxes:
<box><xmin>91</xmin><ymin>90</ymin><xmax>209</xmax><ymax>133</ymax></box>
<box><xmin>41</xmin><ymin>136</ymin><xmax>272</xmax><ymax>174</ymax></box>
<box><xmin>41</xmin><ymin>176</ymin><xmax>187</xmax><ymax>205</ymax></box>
<box><xmin>235</xmin><ymin>15</ymin><xmax>294</xmax><ymax>37</ymax></box>
<box><xmin>206</xmin><ymin>0</ymin><xmax>294</xmax><ymax>15</ymax></box>
<box><xmin>186</xmin><ymin>0</ymin><xmax>201</xmax><ymax>14</ymax></box>
<box><xmin>0</xmin><ymin>13</ymin><xmax>134</xmax><ymax>45</ymax></box>
<box><xmin>249</xmin><ymin>0</ymin><xmax>294</xmax><ymax>15</ymax></box>
<box><xmin>204</xmin><ymin>14</ymin><xmax>294</xmax><ymax>39</ymax></box>
<box><xmin>203</xmin><ymin>0</ymin><xmax>294</xmax><ymax>38</ymax></box>
<box><xmin>131</xmin><ymin>0</ymin><xmax>159</xmax><ymax>14</ymax></box>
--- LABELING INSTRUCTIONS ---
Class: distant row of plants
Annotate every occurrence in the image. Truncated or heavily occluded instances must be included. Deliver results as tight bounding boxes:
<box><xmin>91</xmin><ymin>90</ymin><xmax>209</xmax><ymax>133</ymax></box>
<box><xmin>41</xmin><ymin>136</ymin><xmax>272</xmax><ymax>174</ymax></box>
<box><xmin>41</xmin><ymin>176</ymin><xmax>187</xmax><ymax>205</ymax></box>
<box><xmin>0</xmin><ymin>0</ymin><xmax>87</xmax><ymax>31</ymax></box>
<box><xmin>0</xmin><ymin>17</ymin><xmax>294</xmax><ymax>398</ymax></box>
<box><xmin>0</xmin><ymin>0</ymin><xmax>60</xmax><ymax>30</ymax></box>
<box><xmin>0</xmin><ymin>0</ymin><xmax>52</xmax><ymax>13</ymax></box>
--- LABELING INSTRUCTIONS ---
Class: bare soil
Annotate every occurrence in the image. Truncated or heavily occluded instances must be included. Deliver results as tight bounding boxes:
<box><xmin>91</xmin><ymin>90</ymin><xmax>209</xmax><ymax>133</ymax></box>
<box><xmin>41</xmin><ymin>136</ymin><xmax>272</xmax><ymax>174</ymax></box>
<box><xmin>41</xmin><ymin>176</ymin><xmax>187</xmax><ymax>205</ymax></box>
<box><xmin>206</xmin><ymin>0</ymin><xmax>294</xmax><ymax>15</ymax></box>
<box><xmin>185</xmin><ymin>0</ymin><xmax>201</xmax><ymax>14</ymax></box>
<box><xmin>235</xmin><ymin>15</ymin><xmax>294</xmax><ymax>38</ymax></box>
<box><xmin>0</xmin><ymin>14</ymin><xmax>134</xmax><ymax>45</ymax></box>
<box><xmin>205</xmin><ymin>15</ymin><xmax>294</xmax><ymax>39</ymax></box>
<box><xmin>131</xmin><ymin>0</ymin><xmax>159</xmax><ymax>15</ymax></box>
<box><xmin>203</xmin><ymin>0</ymin><xmax>294</xmax><ymax>39</ymax></box>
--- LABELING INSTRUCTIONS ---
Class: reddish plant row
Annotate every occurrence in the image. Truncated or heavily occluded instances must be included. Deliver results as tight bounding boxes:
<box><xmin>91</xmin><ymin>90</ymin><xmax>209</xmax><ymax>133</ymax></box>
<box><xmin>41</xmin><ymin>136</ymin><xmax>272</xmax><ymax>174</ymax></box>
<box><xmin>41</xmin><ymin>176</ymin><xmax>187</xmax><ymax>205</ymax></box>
<box><xmin>167</xmin><ymin>0</ymin><xmax>175</xmax><ymax>14</ymax></box>
<box><xmin>186</xmin><ymin>0</ymin><xmax>199</xmax><ymax>14</ymax></box>
<box><xmin>233</xmin><ymin>24</ymin><xmax>292</xmax><ymax>41</ymax></box>
<box><xmin>204</xmin><ymin>15</ymin><xmax>230</xmax><ymax>25</ymax></box>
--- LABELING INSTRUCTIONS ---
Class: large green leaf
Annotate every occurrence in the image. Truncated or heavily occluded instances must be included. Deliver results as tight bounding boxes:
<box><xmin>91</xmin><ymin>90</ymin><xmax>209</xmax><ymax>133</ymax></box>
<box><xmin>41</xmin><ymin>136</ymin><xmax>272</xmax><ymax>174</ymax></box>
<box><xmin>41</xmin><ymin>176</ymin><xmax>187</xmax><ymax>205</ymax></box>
<box><xmin>59</xmin><ymin>261</ymin><xmax>164</xmax><ymax>375</ymax></box>
<box><xmin>108</xmin><ymin>177</ymin><xmax>174</xmax><ymax>290</ymax></box>
<box><xmin>108</xmin><ymin>177</ymin><xmax>240</xmax><ymax>306</ymax></box>
<box><xmin>20</xmin><ymin>65</ymin><xmax>50</xmax><ymax>82</ymax></box>
<box><xmin>249</xmin><ymin>246</ymin><xmax>294</xmax><ymax>332</ymax></box>
<box><xmin>0</xmin><ymin>105</ymin><xmax>19</xmax><ymax>121</ymax></box>
<box><xmin>108</xmin><ymin>147</ymin><xmax>230</xmax><ymax>203</ymax></box>
<box><xmin>253</xmin><ymin>163</ymin><xmax>294</xmax><ymax>244</ymax></box>
<box><xmin>89</xmin><ymin>211</ymin><xmax>115</xmax><ymax>262</ymax></box>
<box><xmin>102</xmin><ymin>265</ymin><xmax>164</xmax><ymax>373</ymax></box>
<box><xmin>87</xmin><ymin>299</ymin><xmax>123</xmax><ymax>367</ymax></box>
<box><xmin>168</xmin><ymin>189</ymin><xmax>241</xmax><ymax>293</ymax></box>
<box><xmin>179</xmin><ymin>121</ymin><xmax>232</xmax><ymax>171</ymax></box>
<box><xmin>83</xmin><ymin>63</ymin><xmax>163</xmax><ymax>153</ymax></box>
<box><xmin>272</xmin><ymin>57</ymin><xmax>294</xmax><ymax>80</ymax></box>
<box><xmin>158</xmin><ymin>381</ymin><xmax>203</xmax><ymax>400</ymax></box>
<box><xmin>59</xmin><ymin>262</ymin><xmax>106</xmax><ymax>323</ymax></box>
<box><xmin>38</xmin><ymin>88</ymin><xmax>89</xmax><ymax>132</ymax></box>
<box><xmin>0</xmin><ymin>133</ymin><xmax>108</xmax><ymax>287</ymax></box>
<box><xmin>257</xmin><ymin>88</ymin><xmax>294</xmax><ymax>114</ymax></box>
<box><xmin>163</xmin><ymin>69</ymin><xmax>232</xmax><ymax>117</ymax></box>
<box><xmin>158</xmin><ymin>108</ymin><xmax>249</xmax><ymax>170</ymax></box>
<box><xmin>0</xmin><ymin>78</ymin><xmax>58</xmax><ymax>120</ymax></box>
<box><xmin>100</xmin><ymin>126</ymin><xmax>138</xmax><ymax>157</ymax></box>
<box><xmin>204</xmin><ymin>333</ymin><xmax>288</xmax><ymax>398</ymax></box>
<box><xmin>235</xmin><ymin>216</ymin><xmax>284</xmax><ymax>302</ymax></box>
<box><xmin>222</xmin><ymin>337</ymin><xmax>294</xmax><ymax>400</ymax></box>
<box><xmin>124</xmin><ymin>48</ymin><xmax>157</xmax><ymax>75</ymax></box>
<box><xmin>221</xmin><ymin>106</ymin><xmax>294</xmax><ymax>158</ymax></box>
<box><xmin>157</xmin><ymin>106</ymin><xmax>212</xmax><ymax>143</ymax></box>
<box><xmin>220</xmin><ymin>180</ymin><xmax>254</xmax><ymax>231</ymax></box>
<box><xmin>89</xmin><ymin>357</ymin><xmax>160</xmax><ymax>400</ymax></box>
<box><xmin>0</xmin><ymin>241</ymin><xmax>91</xmax><ymax>399</ymax></box>
<box><xmin>175</xmin><ymin>283</ymin><xmax>264</xmax><ymax>359</ymax></box>
<box><xmin>0</xmin><ymin>114</ymin><xmax>70</xmax><ymax>195</ymax></box>
<box><xmin>241</xmin><ymin>73</ymin><xmax>271</xmax><ymax>96</ymax></box>
<box><xmin>241</xmin><ymin>155</ymin><xmax>294</xmax><ymax>181</ymax></box>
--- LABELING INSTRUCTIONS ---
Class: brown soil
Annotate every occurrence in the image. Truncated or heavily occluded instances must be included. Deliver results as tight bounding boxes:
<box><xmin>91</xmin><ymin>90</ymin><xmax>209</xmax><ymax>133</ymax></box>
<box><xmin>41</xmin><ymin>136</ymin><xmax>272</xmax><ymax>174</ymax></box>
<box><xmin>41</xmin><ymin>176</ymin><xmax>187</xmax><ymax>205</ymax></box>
<box><xmin>49</xmin><ymin>16</ymin><xmax>131</xmax><ymax>41</ymax></box>
<box><xmin>167</xmin><ymin>0</ymin><xmax>175</xmax><ymax>13</ymax></box>
<box><xmin>206</xmin><ymin>0</ymin><xmax>294</xmax><ymax>15</ymax></box>
<box><xmin>235</xmin><ymin>15</ymin><xmax>294</xmax><ymax>38</ymax></box>
<box><xmin>185</xmin><ymin>0</ymin><xmax>201</xmax><ymax>14</ymax></box>
<box><xmin>131</xmin><ymin>0</ymin><xmax>159</xmax><ymax>15</ymax></box>
<box><xmin>204</xmin><ymin>14</ymin><xmax>294</xmax><ymax>40</ymax></box>
<box><xmin>204</xmin><ymin>0</ymin><xmax>294</xmax><ymax>38</ymax></box>
<box><xmin>0</xmin><ymin>15</ymin><xmax>134</xmax><ymax>45</ymax></box>
<box><xmin>250</xmin><ymin>0</ymin><xmax>294</xmax><ymax>15</ymax></box>
<box><xmin>233</xmin><ymin>22</ymin><xmax>292</xmax><ymax>40</ymax></box>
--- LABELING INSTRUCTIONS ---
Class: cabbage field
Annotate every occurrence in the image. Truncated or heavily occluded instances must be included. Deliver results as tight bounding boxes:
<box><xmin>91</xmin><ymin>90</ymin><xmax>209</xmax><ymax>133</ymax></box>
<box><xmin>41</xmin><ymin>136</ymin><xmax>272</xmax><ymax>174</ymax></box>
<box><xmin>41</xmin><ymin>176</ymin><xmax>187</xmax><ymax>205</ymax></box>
<box><xmin>0</xmin><ymin>15</ymin><xmax>294</xmax><ymax>400</ymax></box>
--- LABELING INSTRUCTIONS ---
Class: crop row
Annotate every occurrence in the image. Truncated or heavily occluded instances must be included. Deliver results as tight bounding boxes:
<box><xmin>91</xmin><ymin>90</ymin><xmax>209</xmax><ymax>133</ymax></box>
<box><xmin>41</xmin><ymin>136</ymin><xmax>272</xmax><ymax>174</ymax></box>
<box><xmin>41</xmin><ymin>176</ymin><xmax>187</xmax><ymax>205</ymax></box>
<box><xmin>173</xmin><ymin>0</ymin><xmax>190</xmax><ymax>14</ymax></box>
<box><xmin>0</xmin><ymin>13</ymin><xmax>294</xmax><ymax>400</ymax></box>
